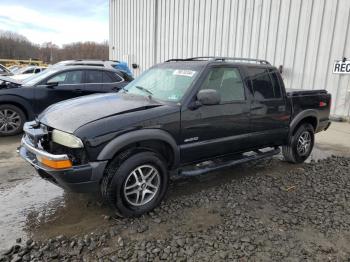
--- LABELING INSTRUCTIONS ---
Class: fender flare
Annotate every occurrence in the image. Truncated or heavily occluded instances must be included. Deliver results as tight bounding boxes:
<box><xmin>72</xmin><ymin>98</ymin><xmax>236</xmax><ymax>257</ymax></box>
<box><xmin>97</xmin><ymin>129</ymin><xmax>180</xmax><ymax>168</ymax></box>
<box><xmin>289</xmin><ymin>109</ymin><xmax>319</xmax><ymax>135</ymax></box>
<box><xmin>0</xmin><ymin>95</ymin><xmax>35</xmax><ymax>120</ymax></box>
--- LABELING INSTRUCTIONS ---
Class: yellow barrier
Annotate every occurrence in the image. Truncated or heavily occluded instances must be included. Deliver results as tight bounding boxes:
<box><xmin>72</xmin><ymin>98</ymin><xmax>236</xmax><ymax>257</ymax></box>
<box><xmin>0</xmin><ymin>59</ymin><xmax>47</xmax><ymax>67</ymax></box>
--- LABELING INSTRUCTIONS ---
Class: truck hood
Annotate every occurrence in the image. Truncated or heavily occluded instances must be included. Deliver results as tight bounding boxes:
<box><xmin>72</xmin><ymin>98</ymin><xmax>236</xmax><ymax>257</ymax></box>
<box><xmin>39</xmin><ymin>93</ymin><xmax>163</xmax><ymax>133</ymax></box>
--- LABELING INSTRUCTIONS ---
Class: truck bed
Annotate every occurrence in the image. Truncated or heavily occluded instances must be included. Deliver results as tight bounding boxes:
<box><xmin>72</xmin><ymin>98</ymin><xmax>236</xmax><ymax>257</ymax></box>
<box><xmin>286</xmin><ymin>88</ymin><xmax>328</xmax><ymax>97</ymax></box>
<box><xmin>286</xmin><ymin>88</ymin><xmax>331</xmax><ymax>133</ymax></box>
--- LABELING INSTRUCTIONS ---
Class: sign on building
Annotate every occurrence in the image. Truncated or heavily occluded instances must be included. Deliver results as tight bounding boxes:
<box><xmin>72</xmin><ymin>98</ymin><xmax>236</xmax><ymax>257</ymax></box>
<box><xmin>333</xmin><ymin>59</ymin><xmax>350</xmax><ymax>74</ymax></box>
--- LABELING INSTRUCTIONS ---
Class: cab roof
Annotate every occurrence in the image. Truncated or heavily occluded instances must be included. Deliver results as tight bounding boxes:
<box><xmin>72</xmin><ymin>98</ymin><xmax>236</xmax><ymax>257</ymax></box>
<box><xmin>159</xmin><ymin>56</ymin><xmax>276</xmax><ymax>70</ymax></box>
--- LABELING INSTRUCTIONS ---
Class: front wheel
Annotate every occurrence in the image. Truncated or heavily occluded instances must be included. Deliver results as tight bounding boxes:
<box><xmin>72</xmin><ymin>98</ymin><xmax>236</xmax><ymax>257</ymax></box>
<box><xmin>101</xmin><ymin>151</ymin><xmax>169</xmax><ymax>217</ymax></box>
<box><xmin>0</xmin><ymin>104</ymin><xmax>26</xmax><ymax>136</ymax></box>
<box><xmin>282</xmin><ymin>123</ymin><xmax>315</xmax><ymax>163</ymax></box>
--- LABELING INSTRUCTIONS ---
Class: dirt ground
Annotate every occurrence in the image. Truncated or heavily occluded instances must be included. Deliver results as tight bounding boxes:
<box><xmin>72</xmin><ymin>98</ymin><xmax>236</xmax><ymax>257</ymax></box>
<box><xmin>0</xmin><ymin>122</ymin><xmax>350</xmax><ymax>260</ymax></box>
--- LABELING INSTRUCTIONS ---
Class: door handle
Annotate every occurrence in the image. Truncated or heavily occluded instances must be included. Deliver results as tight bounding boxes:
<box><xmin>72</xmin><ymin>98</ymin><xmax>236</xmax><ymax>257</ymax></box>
<box><xmin>251</xmin><ymin>106</ymin><xmax>263</xmax><ymax>110</ymax></box>
<box><xmin>74</xmin><ymin>89</ymin><xmax>83</xmax><ymax>93</ymax></box>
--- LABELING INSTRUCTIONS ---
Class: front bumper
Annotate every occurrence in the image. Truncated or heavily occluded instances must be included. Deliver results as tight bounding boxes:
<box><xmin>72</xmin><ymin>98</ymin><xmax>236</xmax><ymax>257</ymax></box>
<box><xmin>19</xmin><ymin>134</ymin><xmax>107</xmax><ymax>193</ymax></box>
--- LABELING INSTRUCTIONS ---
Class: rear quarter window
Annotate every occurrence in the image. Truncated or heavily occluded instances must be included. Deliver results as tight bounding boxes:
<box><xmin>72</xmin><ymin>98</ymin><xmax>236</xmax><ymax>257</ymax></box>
<box><xmin>269</xmin><ymin>71</ymin><xmax>282</xmax><ymax>98</ymax></box>
<box><xmin>102</xmin><ymin>71</ymin><xmax>122</xmax><ymax>83</ymax></box>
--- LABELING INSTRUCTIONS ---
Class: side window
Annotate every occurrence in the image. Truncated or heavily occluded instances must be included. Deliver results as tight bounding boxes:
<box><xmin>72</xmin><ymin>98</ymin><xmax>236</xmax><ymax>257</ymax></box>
<box><xmin>47</xmin><ymin>70</ymin><xmax>83</xmax><ymax>85</ymax></box>
<box><xmin>248</xmin><ymin>68</ymin><xmax>280</xmax><ymax>100</ymax></box>
<box><xmin>24</xmin><ymin>69</ymin><xmax>34</xmax><ymax>74</ymax></box>
<box><xmin>34</xmin><ymin>68</ymin><xmax>41</xmax><ymax>74</ymax></box>
<box><xmin>200</xmin><ymin>67</ymin><xmax>245</xmax><ymax>103</ymax></box>
<box><xmin>102</xmin><ymin>71</ymin><xmax>121</xmax><ymax>83</ymax></box>
<box><xmin>85</xmin><ymin>70</ymin><xmax>102</xmax><ymax>83</ymax></box>
<box><xmin>113</xmin><ymin>73</ymin><xmax>123</xmax><ymax>82</ymax></box>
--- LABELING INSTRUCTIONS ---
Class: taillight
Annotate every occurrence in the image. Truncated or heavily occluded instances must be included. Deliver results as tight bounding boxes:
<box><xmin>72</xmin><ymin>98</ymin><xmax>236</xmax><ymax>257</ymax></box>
<box><xmin>319</xmin><ymin>101</ymin><xmax>327</xmax><ymax>107</ymax></box>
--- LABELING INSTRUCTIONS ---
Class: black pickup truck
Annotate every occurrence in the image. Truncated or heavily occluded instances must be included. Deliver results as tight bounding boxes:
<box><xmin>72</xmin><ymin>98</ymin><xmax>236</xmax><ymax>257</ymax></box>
<box><xmin>19</xmin><ymin>57</ymin><xmax>331</xmax><ymax>217</ymax></box>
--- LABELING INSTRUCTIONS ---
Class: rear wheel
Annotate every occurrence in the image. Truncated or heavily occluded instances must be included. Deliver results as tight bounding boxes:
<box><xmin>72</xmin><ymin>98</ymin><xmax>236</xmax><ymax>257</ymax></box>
<box><xmin>101</xmin><ymin>151</ymin><xmax>169</xmax><ymax>217</ymax></box>
<box><xmin>282</xmin><ymin>123</ymin><xmax>314</xmax><ymax>163</ymax></box>
<box><xmin>0</xmin><ymin>104</ymin><xmax>26</xmax><ymax>136</ymax></box>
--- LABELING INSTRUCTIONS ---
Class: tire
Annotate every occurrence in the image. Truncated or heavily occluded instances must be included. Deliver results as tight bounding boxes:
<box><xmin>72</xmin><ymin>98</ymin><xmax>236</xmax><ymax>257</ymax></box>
<box><xmin>0</xmin><ymin>104</ymin><xmax>26</xmax><ymax>136</ymax></box>
<box><xmin>101</xmin><ymin>151</ymin><xmax>169</xmax><ymax>217</ymax></box>
<box><xmin>282</xmin><ymin>123</ymin><xmax>314</xmax><ymax>163</ymax></box>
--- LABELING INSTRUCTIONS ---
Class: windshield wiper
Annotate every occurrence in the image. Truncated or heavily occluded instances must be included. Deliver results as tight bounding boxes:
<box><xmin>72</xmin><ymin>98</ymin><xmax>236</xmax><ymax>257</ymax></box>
<box><xmin>135</xmin><ymin>86</ymin><xmax>153</xmax><ymax>96</ymax></box>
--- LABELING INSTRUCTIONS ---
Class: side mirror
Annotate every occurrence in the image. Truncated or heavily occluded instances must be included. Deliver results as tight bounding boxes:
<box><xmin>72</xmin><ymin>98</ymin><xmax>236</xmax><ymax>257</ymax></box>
<box><xmin>197</xmin><ymin>89</ymin><xmax>221</xmax><ymax>105</ymax></box>
<box><xmin>46</xmin><ymin>81</ymin><xmax>59</xmax><ymax>88</ymax></box>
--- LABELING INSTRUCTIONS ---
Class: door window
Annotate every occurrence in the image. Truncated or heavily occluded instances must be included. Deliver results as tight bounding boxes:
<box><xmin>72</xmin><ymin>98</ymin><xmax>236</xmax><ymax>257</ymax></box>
<box><xmin>85</xmin><ymin>70</ymin><xmax>102</xmax><ymax>83</ymax></box>
<box><xmin>248</xmin><ymin>68</ymin><xmax>281</xmax><ymax>100</ymax></box>
<box><xmin>47</xmin><ymin>70</ymin><xmax>83</xmax><ymax>85</ymax></box>
<box><xmin>24</xmin><ymin>69</ymin><xmax>34</xmax><ymax>74</ymax></box>
<box><xmin>200</xmin><ymin>67</ymin><xmax>245</xmax><ymax>103</ymax></box>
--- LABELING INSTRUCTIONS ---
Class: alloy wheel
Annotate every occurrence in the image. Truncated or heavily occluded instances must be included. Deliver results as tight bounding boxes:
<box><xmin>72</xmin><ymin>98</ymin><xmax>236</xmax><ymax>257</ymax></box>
<box><xmin>0</xmin><ymin>109</ymin><xmax>21</xmax><ymax>134</ymax></box>
<box><xmin>123</xmin><ymin>164</ymin><xmax>161</xmax><ymax>206</ymax></box>
<box><xmin>297</xmin><ymin>131</ymin><xmax>311</xmax><ymax>156</ymax></box>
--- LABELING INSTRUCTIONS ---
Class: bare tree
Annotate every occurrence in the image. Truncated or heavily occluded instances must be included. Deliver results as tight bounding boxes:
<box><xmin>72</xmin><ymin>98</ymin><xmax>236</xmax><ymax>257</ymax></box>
<box><xmin>0</xmin><ymin>30</ymin><xmax>108</xmax><ymax>64</ymax></box>
<box><xmin>0</xmin><ymin>30</ymin><xmax>40</xmax><ymax>60</ymax></box>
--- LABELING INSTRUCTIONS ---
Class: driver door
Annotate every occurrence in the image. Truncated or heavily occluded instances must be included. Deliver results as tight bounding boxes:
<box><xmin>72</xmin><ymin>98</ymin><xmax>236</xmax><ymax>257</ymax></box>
<box><xmin>33</xmin><ymin>70</ymin><xmax>85</xmax><ymax>115</ymax></box>
<box><xmin>180</xmin><ymin>66</ymin><xmax>251</xmax><ymax>164</ymax></box>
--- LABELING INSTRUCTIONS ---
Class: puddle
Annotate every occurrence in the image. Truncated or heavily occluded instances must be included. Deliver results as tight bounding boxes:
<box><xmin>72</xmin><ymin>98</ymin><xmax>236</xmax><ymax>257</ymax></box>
<box><xmin>0</xmin><ymin>177</ymin><xmax>63</xmax><ymax>250</ymax></box>
<box><xmin>307</xmin><ymin>146</ymin><xmax>333</xmax><ymax>162</ymax></box>
<box><xmin>0</xmin><ymin>176</ymin><xmax>111</xmax><ymax>252</ymax></box>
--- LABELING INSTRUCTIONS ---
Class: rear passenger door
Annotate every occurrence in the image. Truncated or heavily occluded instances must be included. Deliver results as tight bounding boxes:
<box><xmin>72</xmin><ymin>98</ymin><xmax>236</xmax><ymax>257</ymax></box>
<box><xmin>247</xmin><ymin>67</ymin><xmax>289</xmax><ymax>147</ymax></box>
<box><xmin>83</xmin><ymin>69</ymin><xmax>105</xmax><ymax>94</ymax></box>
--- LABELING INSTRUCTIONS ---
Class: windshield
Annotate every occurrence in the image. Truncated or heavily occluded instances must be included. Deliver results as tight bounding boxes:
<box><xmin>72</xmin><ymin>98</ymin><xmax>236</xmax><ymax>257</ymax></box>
<box><xmin>11</xmin><ymin>67</ymin><xmax>22</xmax><ymax>74</ymax></box>
<box><xmin>124</xmin><ymin>68</ymin><xmax>198</xmax><ymax>102</ymax></box>
<box><xmin>22</xmin><ymin>68</ymin><xmax>59</xmax><ymax>86</ymax></box>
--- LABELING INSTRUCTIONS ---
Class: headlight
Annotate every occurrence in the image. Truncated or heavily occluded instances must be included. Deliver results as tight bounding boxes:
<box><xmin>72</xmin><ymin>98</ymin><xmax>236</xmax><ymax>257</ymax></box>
<box><xmin>52</xmin><ymin>129</ymin><xmax>83</xmax><ymax>148</ymax></box>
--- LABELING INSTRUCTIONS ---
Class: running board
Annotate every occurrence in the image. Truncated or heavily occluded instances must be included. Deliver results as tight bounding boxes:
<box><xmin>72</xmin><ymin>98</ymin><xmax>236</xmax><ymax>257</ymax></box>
<box><xmin>178</xmin><ymin>147</ymin><xmax>280</xmax><ymax>177</ymax></box>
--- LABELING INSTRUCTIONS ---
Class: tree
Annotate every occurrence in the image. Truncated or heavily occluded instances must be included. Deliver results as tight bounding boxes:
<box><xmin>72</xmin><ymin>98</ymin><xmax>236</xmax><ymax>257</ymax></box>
<box><xmin>0</xmin><ymin>30</ymin><xmax>108</xmax><ymax>64</ymax></box>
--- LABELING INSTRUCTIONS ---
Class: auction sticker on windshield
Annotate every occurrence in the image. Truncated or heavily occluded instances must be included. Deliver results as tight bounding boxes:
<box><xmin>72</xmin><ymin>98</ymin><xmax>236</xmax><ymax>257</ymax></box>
<box><xmin>333</xmin><ymin>59</ymin><xmax>350</xmax><ymax>74</ymax></box>
<box><xmin>173</xmin><ymin>70</ymin><xmax>196</xmax><ymax>77</ymax></box>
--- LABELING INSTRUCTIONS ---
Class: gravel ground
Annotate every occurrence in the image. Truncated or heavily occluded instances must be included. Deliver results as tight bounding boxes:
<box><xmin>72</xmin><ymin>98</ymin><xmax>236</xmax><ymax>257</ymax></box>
<box><xmin>1</xmin><ymin>156</ymin><xmax>350</xmax><ymax>261</ymax></box>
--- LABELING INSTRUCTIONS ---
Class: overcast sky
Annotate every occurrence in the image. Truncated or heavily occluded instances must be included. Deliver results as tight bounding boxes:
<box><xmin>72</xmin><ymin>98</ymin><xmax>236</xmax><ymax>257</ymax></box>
<box><xmin>0</xmin><ymin>0</ymin><xmax>109</xmax><ymax>46</ymax></box>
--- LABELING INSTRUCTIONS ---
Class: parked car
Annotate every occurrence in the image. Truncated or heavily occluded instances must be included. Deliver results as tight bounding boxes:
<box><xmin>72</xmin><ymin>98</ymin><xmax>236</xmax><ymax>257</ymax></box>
<box><xmin>0</xmin><ymin>64</ymin><xmax>12</xmax><ymax>76</ymax></box>
<box><xmin>9</xmin><ymin>66</ymin><xmax>47</xmax><ymax>81</ymax></box>
<box><xmin>19</xmin><ymin>57</ymin><xmax>331</xmax><ymax>217</ymax></box>
<box><xmin>7</xmin><ymin>65</ymin><xmax>22</xmax><ymax>73</ymax></box>
<box><xmin>54</xmin><ymin>60</ymin><xmax>133</xmax><ymax>77</ymax></box>
<box><xmin>0</xmin><ymin>65</ymin><xmax>133</xmax><ymax>136</ymax></box>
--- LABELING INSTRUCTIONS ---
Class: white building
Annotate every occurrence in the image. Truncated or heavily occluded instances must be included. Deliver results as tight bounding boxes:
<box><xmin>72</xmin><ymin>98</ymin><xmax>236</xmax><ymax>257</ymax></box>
<box><xmin>109</xmin><ymin>0</ymin><xmax>350</xmax><ymax>118</ymax></box>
